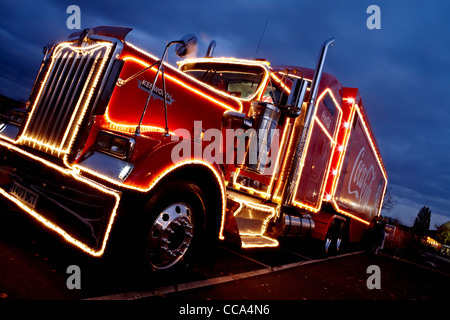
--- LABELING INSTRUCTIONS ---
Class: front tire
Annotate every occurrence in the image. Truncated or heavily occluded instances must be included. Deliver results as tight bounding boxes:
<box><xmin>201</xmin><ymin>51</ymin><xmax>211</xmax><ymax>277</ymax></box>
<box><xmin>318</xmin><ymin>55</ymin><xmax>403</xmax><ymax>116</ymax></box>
<box><xmin>138</xmin><ymin>180</ymin><xmax>210</xmax><ymax>272</ymax></box>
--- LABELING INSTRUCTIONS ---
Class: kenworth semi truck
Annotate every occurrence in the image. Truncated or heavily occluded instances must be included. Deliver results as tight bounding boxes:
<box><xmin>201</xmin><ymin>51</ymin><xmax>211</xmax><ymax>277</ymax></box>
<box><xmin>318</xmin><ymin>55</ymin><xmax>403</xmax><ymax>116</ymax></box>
<box><xmin>0</xmin><ymin>26</ymin><xmax>387</xmax><ymax>271</ymax></box>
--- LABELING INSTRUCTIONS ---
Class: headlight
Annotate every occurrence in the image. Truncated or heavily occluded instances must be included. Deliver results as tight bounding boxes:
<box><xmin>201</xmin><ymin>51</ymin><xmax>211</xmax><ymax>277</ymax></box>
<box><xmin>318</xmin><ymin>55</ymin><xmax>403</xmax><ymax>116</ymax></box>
<box><xmin>95</xmin><ymin>131</ymin><xmax>135</xmax><ymax>159</ymax></box>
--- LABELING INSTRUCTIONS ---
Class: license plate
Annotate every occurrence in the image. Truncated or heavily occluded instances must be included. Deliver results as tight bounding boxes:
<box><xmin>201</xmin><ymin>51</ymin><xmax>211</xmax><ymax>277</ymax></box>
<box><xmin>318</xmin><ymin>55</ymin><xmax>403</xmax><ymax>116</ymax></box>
<box><xmin>10</xmin><ymin>181</ymin><xmax>39</xmax><ymax>209</ymax></box>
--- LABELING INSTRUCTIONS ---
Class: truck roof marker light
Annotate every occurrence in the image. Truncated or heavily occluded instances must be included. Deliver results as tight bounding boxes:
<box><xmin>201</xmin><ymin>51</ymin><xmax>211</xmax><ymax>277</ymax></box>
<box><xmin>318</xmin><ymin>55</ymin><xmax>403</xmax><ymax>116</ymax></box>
<box><xmin>121</xmin><ymin>56</ymin><xmax>243</xmax><ymax>113</ymax></box>
<box><xmin>344</xmin><ymin>97</ymin><xmax>355</xmax><ymax>104</ymax></box>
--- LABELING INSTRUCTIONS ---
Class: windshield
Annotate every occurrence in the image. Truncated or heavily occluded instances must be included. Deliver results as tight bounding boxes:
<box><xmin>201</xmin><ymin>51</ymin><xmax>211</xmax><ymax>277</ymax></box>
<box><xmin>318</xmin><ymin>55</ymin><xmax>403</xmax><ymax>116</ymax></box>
<box><xmin>180</xmin><ymin>62</ymin><xmax>265</xmax><ymax>99</ymax></box>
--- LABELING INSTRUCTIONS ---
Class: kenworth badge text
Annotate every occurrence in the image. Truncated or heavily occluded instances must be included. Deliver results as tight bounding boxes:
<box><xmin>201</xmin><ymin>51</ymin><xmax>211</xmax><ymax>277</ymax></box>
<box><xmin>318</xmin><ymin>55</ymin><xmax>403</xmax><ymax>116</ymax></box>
<box><xmin>0</xmin><ymin>26</ymin><xmax>387</xmax><ymax>271</ymax></box>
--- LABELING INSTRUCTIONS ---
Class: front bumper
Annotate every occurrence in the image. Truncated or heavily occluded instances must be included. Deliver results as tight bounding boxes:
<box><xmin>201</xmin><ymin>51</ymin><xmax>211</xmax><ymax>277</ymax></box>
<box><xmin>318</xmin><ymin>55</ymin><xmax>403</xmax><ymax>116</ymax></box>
<box><xmin>0</xmin><ymin>139</ymin><xmax>121</xmax><ymax>256</ymax></box>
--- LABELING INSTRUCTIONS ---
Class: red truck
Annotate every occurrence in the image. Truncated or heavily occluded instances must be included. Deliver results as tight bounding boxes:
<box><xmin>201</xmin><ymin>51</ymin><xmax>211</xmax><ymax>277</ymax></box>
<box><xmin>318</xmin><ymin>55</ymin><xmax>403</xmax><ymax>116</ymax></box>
<box><xmin>0</xmin><ymin>26</ymin><xmax>387</xmax><ymax>271</ymax></box>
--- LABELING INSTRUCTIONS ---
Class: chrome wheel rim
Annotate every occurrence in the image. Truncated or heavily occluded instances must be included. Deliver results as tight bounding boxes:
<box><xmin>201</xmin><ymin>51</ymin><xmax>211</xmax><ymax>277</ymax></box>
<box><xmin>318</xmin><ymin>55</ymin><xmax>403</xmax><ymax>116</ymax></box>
<box><xmin>147</xmin><ymin>202</ymin><xmax>194</xmax><ymax>270</ymax></box>
<box><xmin>336</xmin><ymin>237</ymin><xmax>342</xmax><ymax>251</ymax></box>
<box><xmin>324</xmin><ymin>236</ymin><xmax>332</xmax><ymax>252</ymax></box>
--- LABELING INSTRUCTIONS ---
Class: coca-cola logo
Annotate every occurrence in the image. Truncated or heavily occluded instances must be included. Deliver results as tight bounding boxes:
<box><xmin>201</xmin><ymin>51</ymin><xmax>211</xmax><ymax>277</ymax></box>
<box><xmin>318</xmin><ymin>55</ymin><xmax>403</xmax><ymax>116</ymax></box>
<box><xmin>348</xmin><ymin>147</ymin><xmax>376</xmax><ymax>206</ymax></box>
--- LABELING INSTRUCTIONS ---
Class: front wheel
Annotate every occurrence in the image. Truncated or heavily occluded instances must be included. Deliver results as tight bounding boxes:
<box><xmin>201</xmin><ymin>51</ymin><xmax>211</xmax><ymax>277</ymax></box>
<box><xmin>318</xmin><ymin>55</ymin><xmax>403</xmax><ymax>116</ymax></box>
<box><xmin>147</xmin><ymin>202</ymin><xmax>196</xmax><ymax>270</ymax></box>
<box><xmin>138</xmin><ymin>180</ymin><xmax>212</xmax><ymax>272</ymax></box>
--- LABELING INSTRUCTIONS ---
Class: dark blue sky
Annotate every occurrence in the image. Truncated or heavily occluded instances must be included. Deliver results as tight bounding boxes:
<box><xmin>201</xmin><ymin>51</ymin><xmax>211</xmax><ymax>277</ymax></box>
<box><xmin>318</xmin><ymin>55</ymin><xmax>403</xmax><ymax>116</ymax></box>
<box><xmin>1</xmin><ymin>0</ymin><xmax>449</xmax><ymax>227</ymax></box>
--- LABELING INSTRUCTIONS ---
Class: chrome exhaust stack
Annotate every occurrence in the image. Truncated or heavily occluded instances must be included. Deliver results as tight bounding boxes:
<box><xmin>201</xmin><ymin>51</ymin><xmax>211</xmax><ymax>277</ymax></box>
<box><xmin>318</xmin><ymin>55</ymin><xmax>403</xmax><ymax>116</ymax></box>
<box><xmin>205</xmin><ymin>40</ymin><xmax>217</xmax><ymax>58</ymax></box>
<box><xmin>274</xmin><ymin>38</ymin><xmax>335</xmax><ymax>237</ymax></box>
<box><xmin>243</xmin><ymin>101</ymin><xmax>281</xmax><ymax>174</ymax></box>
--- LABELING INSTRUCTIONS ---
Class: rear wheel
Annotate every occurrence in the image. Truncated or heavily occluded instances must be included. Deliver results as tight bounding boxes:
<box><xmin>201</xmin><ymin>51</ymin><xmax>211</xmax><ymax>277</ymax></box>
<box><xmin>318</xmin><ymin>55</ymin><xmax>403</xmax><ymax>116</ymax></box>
<box><xmin>323</xmin><ymin>224</ymin><xmax>334</xmax><ymax>255</ymax></box>
<box><xmin>322</xmin><ymin>219</ymin><xmax>347</xmax><ymax>256</ymax></box>
<box><xmin>334</xmin><ymin>220</ymin><xmax>346</xmax><ymax>253</ymax></box>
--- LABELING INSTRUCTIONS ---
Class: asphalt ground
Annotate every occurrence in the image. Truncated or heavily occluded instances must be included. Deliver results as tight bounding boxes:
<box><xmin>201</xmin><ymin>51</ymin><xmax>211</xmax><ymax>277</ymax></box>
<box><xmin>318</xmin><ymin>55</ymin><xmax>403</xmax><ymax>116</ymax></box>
<box><xmin>0</xmin><ymin>201</ymin><xmax>449</xmax><ymax>318</ymax></box>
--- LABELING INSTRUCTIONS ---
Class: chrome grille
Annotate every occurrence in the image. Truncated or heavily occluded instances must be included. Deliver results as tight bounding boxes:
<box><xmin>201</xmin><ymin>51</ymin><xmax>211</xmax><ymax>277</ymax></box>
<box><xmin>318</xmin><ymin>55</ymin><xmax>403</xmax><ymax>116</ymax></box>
<box><xmin>20</xmin><ymin>41</ymin><xmax>113</xmax><ymax>157</ymax></box>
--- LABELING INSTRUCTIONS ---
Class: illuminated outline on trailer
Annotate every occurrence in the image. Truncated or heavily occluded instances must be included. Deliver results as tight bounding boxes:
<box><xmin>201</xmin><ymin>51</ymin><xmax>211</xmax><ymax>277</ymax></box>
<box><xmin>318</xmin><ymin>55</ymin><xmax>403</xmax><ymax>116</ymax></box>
<box><xmin>327</xmin><ymin>97</ymin><xmax>388</xmax><ymax>225</ymax></box>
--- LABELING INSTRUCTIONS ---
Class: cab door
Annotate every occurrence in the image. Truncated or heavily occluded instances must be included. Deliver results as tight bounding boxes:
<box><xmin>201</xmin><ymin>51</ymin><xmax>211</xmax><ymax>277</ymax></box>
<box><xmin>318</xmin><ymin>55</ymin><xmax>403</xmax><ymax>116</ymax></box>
<box><xmin>292</xmin><ymin>91</ymin><xmax>342</xmax><ymax>211</ymax></box>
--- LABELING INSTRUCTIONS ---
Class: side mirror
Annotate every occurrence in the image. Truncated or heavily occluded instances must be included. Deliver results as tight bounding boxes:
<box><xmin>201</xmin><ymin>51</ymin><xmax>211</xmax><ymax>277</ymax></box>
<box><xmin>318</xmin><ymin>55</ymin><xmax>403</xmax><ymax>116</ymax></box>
<box><xmin>175</xmin><ymin>34</ymin><xmax>197</xmax><ymax>58</ymax></box>
<box><xmin>222</xmin><ymin>111</ymin><xmax>253</xmax><ymax>130</ymax></box>
<box><xmin>284</xmin><ymin>78</ymin><xmax>309</xmax><ymax>118</ymax></box>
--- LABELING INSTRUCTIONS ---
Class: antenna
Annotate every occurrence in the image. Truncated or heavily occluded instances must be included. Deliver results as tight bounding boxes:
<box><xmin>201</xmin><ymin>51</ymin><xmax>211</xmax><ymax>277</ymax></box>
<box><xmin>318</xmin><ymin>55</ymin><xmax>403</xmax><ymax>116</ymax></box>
<box><xmin>253</xmin><ymin>18</ymin><xmax>268</xmax><ymax>60</ymax></box>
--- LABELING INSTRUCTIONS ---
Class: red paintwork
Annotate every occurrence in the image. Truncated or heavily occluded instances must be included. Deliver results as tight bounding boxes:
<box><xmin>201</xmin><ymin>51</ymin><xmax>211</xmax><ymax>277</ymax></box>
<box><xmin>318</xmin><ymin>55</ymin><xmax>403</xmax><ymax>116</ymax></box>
<box><xmin>107</xmin><ymin>44</ymin><xmax>244</xmax><ymax>133</ymax></box>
